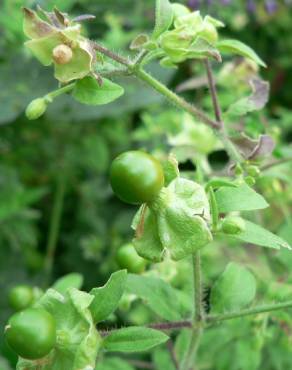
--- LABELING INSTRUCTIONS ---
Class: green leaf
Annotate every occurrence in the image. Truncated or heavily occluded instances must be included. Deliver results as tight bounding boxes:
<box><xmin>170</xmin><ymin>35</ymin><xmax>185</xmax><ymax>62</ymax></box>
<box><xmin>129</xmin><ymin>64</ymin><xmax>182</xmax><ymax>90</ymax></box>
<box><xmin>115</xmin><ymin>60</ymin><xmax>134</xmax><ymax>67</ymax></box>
<box><xmin>217</xmin><ymin>39</ymin><xmax>266</xmax><ymax>67</ymax></box>
<box><xmin>215</xmin><ymin>183</ymin><xmax>269</xmax><ymax>212</ymax></box>
<box><xmin>231</xmin><ymin>219</ymin><xmax>291</xmax><ymax>250</ymax></box>
<box><xmin>126</xmin><ymin>274</ymin><xmax>182</xmax><ymax>321</ymax></box>
<box><xmin>52</xmin><ymin>273</ymin><xmax>84</xmax><ymax>295</ymax></box>
<box><xmin>152</xmin><ymin>0</ymin><xmax>174</xmax><ymax>40</ymax></box>
<box><xmin>73</xmin><ymin>76</ymin><xmax>124</xmax><ymax>105</ymax></box>
<box><xmin>103</xmin><ymin>327</ymin><xmax>169</xmax><ymax>352</ymax></box>
<box><xmin>210</xmin><ymin>262</ymin><xmax>256</xmax><ymax>313</ymax></box>
<box><xmin>90</xmin><ymin>270</ymin><xmax>127</xmax><ymax>323</ymax></box>
<box><xmin>153</xmin><ymin>348</ymin><xmax>176</xmax><ymax>370</ymax></box>
<box><xmin>226</xmin><ymin>79</ymin><xmax>270</xmax><ymax>117</ymax></box>
<box><xmin>96</xmin><ymin>357</ymin><xmax>135</xmax><ymax>370</ymax></box>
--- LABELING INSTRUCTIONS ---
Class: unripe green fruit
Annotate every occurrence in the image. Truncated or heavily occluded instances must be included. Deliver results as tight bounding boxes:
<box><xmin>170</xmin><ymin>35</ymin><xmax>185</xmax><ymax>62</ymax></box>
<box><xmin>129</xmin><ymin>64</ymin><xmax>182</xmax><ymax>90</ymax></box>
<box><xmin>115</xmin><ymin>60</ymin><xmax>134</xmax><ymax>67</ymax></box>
<box><xmin>5</xmin><ymin>308</ymin><xmax>56</xmax><ymax>360</ymax></box>
<box><xmin>8</xmin><ymin>285</ymin><xmax>34</xmax><ymax>312</ymax></box>
<box><xmin>110</xmin><ymin>151</ymin><xmax>164</xmax><ymax>205</ymax></box>
<box><xmin>222</xmin><ymin>216</ymin><xmax>246</xmax><ymax>235</ymax></box>
<box><xmin>25</xmin><ymin>98</ymin><xmax>47</xmax><ymax>120</ymax></box>
<box><xmin>116</xmin><ymin>243</ymin><xmax>147</xmax><ymax>274</ymax></box>
<box><xmin>52</xmin><ymin>44</ymin><xmax>73</xmax><ymax>65</ymax></box>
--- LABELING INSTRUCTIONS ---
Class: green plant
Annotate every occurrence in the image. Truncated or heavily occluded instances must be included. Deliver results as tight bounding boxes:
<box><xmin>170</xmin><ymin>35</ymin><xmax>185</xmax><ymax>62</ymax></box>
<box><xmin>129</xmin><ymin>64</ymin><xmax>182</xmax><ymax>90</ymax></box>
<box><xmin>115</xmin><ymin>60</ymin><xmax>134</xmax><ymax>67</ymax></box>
<box><xmin>1</xmin><ymin>1</ymin><xmax>292</xmax><ymax>370</ymax></box>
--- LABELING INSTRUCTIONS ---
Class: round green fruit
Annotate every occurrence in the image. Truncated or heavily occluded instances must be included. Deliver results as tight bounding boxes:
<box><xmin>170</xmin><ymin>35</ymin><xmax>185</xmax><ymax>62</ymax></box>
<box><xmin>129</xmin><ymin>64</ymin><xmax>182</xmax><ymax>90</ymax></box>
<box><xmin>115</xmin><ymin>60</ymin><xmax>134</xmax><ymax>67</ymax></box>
<box><xmin>116</xmin><ymin>243</ymin><xmax>147</xmax><ymax>274</ymax></box>
<box><xmin>8</xmin><ymin>285</ymin><xmax>34</xmax><ymax>312</ymax></box>
<box><xmin>5</xmin><ymin>308</ymin><xmax>56</xmax><ymax>360</ymax></box>
<box><xmin>110</xmin><ymin>151</ymin><xmax>164</xmax><ymax>205</ymax></box>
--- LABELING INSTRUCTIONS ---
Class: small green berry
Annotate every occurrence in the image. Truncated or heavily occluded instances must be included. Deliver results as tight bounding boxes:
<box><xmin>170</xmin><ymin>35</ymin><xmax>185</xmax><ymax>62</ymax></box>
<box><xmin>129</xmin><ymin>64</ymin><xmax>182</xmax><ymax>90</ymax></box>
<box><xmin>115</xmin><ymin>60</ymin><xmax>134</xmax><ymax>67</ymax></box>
<box><xmin>222</xmin><ymin>216</ymin><xmax>246</xmax><ymax>235</ymax></box>
<box><xmin>9</xmin><ymin>285</ymin><xmax>34</xmax><ymax>311</ymax></box>
<box><xmin>25</xmin><ymin>98</ymin><xmax>47</xmax><ymax>120</ymax></box>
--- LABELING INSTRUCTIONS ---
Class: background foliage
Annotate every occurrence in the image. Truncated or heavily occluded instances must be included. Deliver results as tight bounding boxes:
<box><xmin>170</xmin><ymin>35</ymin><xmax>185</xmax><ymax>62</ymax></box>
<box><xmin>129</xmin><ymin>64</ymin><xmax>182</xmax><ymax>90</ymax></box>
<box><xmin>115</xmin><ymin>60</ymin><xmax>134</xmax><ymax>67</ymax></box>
<box><xmin>0</xmin><ymin>0</ymin><xmax>292</xmax><ymax>369</ymax></box>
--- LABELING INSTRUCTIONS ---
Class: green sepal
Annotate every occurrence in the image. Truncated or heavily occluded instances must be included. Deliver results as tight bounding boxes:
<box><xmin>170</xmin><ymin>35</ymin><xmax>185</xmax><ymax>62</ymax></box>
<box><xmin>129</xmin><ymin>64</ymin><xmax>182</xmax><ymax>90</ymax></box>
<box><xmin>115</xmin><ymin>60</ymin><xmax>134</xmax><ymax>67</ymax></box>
<box><xmin>132</xmin><ymin>178</ymin><xmax>212</xmax><ymax>262</ymax></box>
<box><xmin>23</xmin><ymin>7</ymin><xmax>54</xmax><ymax>39</ymax></box>
<box><xmin>162</xmin><ymin>154</ymin><xmax>179</xmax><ymax>186</ymax></box>
<box><xmin>132</xmin><ymin>206</ymin><xmax>165</xmax><ymax>262</ymax></box>
<box><xmin>17</xmin><ymin>288</ymin><xmax>101</xmax><ymax>370</ymax></box>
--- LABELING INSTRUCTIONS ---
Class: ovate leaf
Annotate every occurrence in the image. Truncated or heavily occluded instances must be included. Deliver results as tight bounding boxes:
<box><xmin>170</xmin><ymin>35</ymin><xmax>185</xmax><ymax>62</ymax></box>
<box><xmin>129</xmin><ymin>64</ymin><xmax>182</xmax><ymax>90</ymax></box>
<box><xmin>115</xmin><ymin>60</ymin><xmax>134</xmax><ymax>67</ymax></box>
<box><xmin>210</xmin><ymin>262</ymin><xmax>256</xmax><ymax>313</ymax></box>
<box><xmin>231</xmin><ymin>219</ymin><xmax>291</xmax><ymax>250</ymax></box>
<box><xmin>90</xmin><ymin>270</ymin><xmax>127</xmax><ymax>323</ymax></box>
<box><xmin>152</xmin><ymin>0</ymin><xmax>174</xmax><ymax>39</ymax></box>
<box><xmin>126</xmin><ymin>274</ymin><xmax>182</xmax><ymax>321</ymax></box>
<box><xmin>52</xmin><ymin>273</ymin><xmax>83</xmax><ymax>295</ymax></box>
<box><xmin>73</xmin><ymin>76</ymin><xmax>124</xmax><ymax>105</ymax></box>
<box><xmin>217</xmin><ymin>39</ymin><xmax>266</xmax><ymax>67</ymax></box>
<box><xmin>103</xmin><ymin>327</ymin><xmax>169</xmax><ymax>352</ymax></box>
<box><xmin>226</xmin><ymin>79</ymin><xmax>269</xmax><ymax>117</ymax></box>
<box><xmin>215</xmin><ymin>183</ymin><xmax>269</xmax><ymax>212</ymax></box>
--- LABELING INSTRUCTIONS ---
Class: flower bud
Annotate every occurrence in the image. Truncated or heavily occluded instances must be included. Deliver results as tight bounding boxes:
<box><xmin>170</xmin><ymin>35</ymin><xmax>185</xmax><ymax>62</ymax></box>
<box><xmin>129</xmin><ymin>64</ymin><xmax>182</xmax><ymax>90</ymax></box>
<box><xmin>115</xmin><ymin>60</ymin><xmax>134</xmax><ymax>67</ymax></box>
<box><xmin>25</xmin><ymin>98</ymin><xmax>47</xmax><ymax>120</ymax></box>
<box><xmin>52</xmin><ymin>44</ymin><xmax>73</xmax><ymax>65</ymax></box>
<box><xmin>246</xmin><ymin>165</ymin><xmax>261</xmax><ymax>178</ymax></box>
<box><xmin>245</xmin><ymin>176</ymin><xmax>256</xmax><ymax>187</ymax></box>
<box><xmin>222</xmin><ymin>216</ymin><xmax>246</xmax><ymax>235</ymax></box>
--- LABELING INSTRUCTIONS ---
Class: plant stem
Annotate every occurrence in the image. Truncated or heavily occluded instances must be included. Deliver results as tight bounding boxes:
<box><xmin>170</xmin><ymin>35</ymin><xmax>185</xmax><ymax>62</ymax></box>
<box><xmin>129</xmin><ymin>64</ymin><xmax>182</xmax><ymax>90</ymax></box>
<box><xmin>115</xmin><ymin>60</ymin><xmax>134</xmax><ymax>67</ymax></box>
<box><xmin>179</xmin><ymin>252</ymin><xmax>204</xmax><ymax>370</ymax></box>
<box><xmin>167</xmin><ymin>340</ymin><xmax>180</xmax><ymax>370</ymax></box>
<box><xmin>261</xmin><ymin>157</ymin><xmax>292</xmax><ymax>171</ymax></box>
<box><xmin>92</xmin><ymin>42</ymin><xmax>130</xmax><ymax>66</ymax></box>
<box><xmin>193</xmin><ymin>252</ymin><xmax>204</xmax><ymax>322</ymax></box>
<box><xmin>99</xmin><ymin>299</ymin><xmax>292</xmax><ymax>337</ymax></box>
<box><xmin>44</xmin><ymin>173</ymin><xmax>66</xmax><ymax>286</ymax></box>
<box><xmin>133</xmin><ymin>68</ymin><xmax>219</xmax><ymax>129</ymax></box>
<box><xmin>204</xmin><ymin>59</ymin><xmax>243</xmax><ymax>163</ymax></box>
<box><xmin>204</xmin><ymin>59</ymin><xmax>222</xmax><ymax>126</ymax></box>
<box><xmin>207</xmin><ymin>300</ymin><xmax>292</xmax><ymax>323</ymax></box>
<box><xmin>45</xmin><ymin>83</ymin><xmax>75</xmax><ymax>101</ymax></box>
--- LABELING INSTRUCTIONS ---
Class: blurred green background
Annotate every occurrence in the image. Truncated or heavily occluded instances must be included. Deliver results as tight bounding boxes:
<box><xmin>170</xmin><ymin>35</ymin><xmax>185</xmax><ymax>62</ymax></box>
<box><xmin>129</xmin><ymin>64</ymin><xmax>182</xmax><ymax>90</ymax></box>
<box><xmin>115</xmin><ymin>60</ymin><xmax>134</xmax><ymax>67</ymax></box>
<box><xmin>0</xmin><ymin>1</ymin><xmax>292</xmax><ymax>369</ymax></box>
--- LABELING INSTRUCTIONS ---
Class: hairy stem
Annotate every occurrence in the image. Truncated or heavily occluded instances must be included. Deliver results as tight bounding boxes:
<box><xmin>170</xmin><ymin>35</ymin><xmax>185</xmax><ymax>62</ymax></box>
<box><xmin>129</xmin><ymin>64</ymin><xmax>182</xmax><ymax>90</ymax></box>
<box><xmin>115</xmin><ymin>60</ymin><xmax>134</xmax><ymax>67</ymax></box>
<box><xmin>44</xmin><ymin>173</ymin><xmax>66</xmax><ymax>286</ymax></box>
<box><xmin>133</xmin><ymin>68</ymin><xmax>219</xmax><ymax>129</ymax></box>
<box><xmin>99</xmin><ymin>299</ymin><xmax>292</xmax><ymax>337</ymax></box>
<box><xmin>204</xmin><ymin>59</ymin><xmax>243</xmax><ymax>163</ymax></box>
<box><xmin>179</xmin><ymin>252</ymin><xmax>204</xmax><ymax>370</ymax></box>
<box><xmin>167</xmin><ymin>340</ymin><xmax>180</xmax><ymax>370</ymax></box>
<box><xmin>207</xmin><ymin>300</ymin><xmax>292</xmax><ymax>323</ymax></box>
<box><xmin>204</xmin><ymin>59</ymin><xmax>223</xmax><ymax>125</ymax></box>
<box><xmin>45</xmin><ymin>83</ymin><xmax>75</xmax><ymax>101</ymax></box>
<box><xmin>92</xmin><ymin>42</ymin><xmax>130</xmax><ymax>66</ymax></box>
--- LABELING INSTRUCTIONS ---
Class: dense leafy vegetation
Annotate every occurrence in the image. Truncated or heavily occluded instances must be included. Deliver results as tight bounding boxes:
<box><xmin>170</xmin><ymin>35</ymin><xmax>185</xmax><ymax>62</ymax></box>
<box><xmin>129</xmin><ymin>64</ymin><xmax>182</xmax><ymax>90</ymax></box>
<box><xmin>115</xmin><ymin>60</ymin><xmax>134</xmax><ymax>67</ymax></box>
<box><xmin>1</xmin><ymin>1</ymin><xmax>292</xmax><ymax>369</ymax></box>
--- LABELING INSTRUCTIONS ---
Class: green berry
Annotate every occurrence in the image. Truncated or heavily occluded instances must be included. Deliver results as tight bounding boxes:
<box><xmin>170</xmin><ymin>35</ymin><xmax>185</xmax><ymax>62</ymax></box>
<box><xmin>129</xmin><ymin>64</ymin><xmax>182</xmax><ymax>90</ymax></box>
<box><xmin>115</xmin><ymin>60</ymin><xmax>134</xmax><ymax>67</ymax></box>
<box><xmin>8</xmin><ymin>285</ymin><xmax>34</xmax><ymax>312</ymax></box>
<box><xmin>5</xmin><ymin>308</ymin><xmax>56</xmax><ymax>360</ymax></box>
